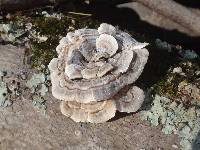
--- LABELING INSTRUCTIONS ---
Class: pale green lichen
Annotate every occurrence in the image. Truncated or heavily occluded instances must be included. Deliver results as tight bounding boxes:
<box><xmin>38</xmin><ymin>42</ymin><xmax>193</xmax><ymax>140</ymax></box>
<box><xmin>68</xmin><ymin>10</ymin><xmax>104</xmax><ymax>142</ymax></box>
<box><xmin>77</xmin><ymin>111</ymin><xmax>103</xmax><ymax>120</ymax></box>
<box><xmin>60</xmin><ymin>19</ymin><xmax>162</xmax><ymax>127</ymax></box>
<box><xmin>182</xmin><ymin>50</ymin><xmax>199</xmax><ymax>60</ymax></box>
<box><xmin>26</xmin><ymin>73</ymin><xmax>49</xmax><ymax>115</ymax></box>
<box><xmin>0</xmin><ymin>80</ymin><xmax>12</xmax><ymax>107</ymax></box>
<box><xmin>26</xmin><ymin>73</ymin><xmax>46</xmax><ymax>93</ymax></box>
<box><xmin>142</xmin><ymin>51</ymin><xmax>200</xmax><ymax>149</ymax></box>
<box><xmin>0</xmin><ymin>22</ymin><xmax>26</xmax><ymax>43</ymax></box>
<box><xmin>140</xmin><ymin>95</ymin><xmax>200</xmax><ymax>150</ymax></box>
<box><xmin>155</xmin><ymin>39</ymin><xmax>172</xmax><ymax>52</ymax></box>
<box><xmin>32</xmin><ymin>95</ymin><xmax>47</xmax><ymax>115</ymax></box>
<box><xmin>39</xmin><ymin>84</ymin><xmax>49</xmax><ymax>96</ymax></box>
<box><xmin>0</xmin><ymin>24</ymin><xmax>12</xmax><ymax>33</ymax></box>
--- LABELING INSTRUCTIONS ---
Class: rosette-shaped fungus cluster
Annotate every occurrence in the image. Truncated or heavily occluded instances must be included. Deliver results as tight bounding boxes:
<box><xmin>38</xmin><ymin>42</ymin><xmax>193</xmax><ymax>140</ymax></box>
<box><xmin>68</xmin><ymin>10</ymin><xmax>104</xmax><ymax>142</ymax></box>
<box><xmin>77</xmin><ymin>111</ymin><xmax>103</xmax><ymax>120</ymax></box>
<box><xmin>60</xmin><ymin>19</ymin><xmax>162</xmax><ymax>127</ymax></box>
<box><xmin>48</xmin><ymin>23</ymin><xmax>149</xmax><ymax>123</ymax></box>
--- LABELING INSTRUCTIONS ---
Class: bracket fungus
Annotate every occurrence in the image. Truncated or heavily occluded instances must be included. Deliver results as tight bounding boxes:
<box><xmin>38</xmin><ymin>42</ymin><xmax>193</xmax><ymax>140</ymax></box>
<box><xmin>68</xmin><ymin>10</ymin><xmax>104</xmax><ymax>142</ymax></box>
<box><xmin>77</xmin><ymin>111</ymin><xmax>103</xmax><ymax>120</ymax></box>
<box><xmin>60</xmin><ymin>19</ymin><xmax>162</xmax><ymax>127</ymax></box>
<box><xmin>48</xmin><ymin>23</ymin><xmax>149</xmax><ymax>123</ymax></box>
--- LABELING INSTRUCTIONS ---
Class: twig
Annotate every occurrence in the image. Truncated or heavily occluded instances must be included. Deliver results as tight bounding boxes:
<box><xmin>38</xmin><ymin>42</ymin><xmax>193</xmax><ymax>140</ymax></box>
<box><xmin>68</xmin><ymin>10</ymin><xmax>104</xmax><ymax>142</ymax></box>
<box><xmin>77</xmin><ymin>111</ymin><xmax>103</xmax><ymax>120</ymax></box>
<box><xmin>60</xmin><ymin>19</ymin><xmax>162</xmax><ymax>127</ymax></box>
<box><xmin>68</xmin><ymin>11</ymin><xmax>92</xmax><ymax>16</ymax></box>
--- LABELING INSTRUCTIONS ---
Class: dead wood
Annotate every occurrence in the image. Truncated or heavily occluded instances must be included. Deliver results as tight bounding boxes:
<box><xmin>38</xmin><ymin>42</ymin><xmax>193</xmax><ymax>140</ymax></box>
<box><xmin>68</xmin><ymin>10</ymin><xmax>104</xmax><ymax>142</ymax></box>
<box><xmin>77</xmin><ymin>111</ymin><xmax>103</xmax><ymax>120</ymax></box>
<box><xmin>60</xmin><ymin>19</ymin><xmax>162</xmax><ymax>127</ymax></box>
<box><xmin>136</xmin><ymin>0</ymin><xmax>200</xmax><ymax>36</ymax></box>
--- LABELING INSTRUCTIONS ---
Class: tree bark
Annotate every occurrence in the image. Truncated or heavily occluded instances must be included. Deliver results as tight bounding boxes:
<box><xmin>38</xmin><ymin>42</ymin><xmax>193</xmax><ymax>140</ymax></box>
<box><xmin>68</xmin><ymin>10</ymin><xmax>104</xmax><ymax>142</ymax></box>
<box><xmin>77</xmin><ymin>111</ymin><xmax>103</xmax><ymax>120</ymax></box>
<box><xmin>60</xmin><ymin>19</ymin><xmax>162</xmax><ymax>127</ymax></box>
<box><xmin>136</xmin><ymin>0</ymin><xmax>200</xmax><ymax>36</ymax></box>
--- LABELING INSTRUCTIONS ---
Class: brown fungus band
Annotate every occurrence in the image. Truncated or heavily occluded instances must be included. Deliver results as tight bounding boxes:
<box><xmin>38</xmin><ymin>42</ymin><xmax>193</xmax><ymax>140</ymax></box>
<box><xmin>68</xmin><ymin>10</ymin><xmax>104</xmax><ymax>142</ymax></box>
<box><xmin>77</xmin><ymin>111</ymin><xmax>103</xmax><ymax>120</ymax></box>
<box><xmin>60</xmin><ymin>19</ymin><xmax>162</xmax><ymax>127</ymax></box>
<box><xmin>48</xmin><ymin>23</ymin><xmax>149</xmax><ymax>123</ymax></box>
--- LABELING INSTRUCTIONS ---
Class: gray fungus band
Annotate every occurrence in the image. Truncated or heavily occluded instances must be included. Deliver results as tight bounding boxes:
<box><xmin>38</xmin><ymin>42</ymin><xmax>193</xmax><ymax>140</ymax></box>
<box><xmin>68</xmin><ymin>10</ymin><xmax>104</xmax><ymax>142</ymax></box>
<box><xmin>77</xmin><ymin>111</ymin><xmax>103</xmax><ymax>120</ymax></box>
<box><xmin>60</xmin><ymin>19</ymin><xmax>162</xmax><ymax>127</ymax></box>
<box><xmin>48</xmin><ymin>23</ymin><xmax>149</xmax><ymax>123</ymax></box>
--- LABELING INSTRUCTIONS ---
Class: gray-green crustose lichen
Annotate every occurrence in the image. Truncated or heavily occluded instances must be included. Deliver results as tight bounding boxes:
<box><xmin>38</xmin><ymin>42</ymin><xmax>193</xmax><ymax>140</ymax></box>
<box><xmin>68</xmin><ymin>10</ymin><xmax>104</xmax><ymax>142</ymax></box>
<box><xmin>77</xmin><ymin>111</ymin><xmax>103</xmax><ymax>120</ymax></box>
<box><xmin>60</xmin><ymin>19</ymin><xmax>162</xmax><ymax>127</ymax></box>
<box><xmin>141</xmin><ymin>51</ymin><xmax>200</xmax><ymax>149</ymax></box>
<box><xmin>0</xmin><ymin>80</ymin><xmax>12</xmax><ymax>107</ymax></box>
<box><xmin>182</xmin><ymin>50</ymin><xmax>199</xmax><ymax>60</ymax></box>
<box><xmin>155</xmin><ymin>39</ymin><xmax>172</xmax><ymax>52</ymax></box>
<box><xmin>26</xmin><ymin>73</ymin><xmax>46</xmax><ymax>93</ymax></box>
<box><xmin>26</xmin><ymin>73</ymin><xmax>49</xmax><ymax>115</ymax></box>
<box><xmin>0</xmin><ymin>22</ymin><xmax>26</xmax><ymax>43</ymax></box>
<box><xmin>140</xmin><ymin>95</ymin><xmax>200</xmax><ymax>150</ymax></box>
<box><xmin>32</xmin><ymin>95</ymin><xmax>47</xmax><ymax>115</ymax></box>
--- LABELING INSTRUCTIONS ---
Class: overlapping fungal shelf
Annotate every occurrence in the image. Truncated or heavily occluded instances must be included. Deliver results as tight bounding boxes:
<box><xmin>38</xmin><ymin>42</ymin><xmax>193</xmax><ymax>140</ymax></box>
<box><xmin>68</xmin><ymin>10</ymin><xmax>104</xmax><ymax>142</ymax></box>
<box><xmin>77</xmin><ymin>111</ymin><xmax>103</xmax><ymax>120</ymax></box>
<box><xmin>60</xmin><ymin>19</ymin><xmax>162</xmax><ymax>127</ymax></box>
<box><xmin>48</xmin><ymin>23</ymin><xmax>149</xmax><ymax>123</ymax></box>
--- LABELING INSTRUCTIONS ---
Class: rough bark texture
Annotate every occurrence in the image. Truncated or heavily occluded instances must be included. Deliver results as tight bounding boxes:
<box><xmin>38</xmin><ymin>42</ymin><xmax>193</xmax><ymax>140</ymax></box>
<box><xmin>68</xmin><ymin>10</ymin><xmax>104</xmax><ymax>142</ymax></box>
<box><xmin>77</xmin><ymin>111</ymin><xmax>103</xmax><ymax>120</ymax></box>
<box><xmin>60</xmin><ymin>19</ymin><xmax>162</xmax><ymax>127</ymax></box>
<box><xmin>0</xmin><ymin>44</ymin><xmax>180</xmax><ymax>149</ymax></box>
<box><xmin>0</xmin><ymin>93</ymin><xmax>180</xmax><ymax>150</ymax></box>
<box><xmin>0</xmin><ymin>45</ymin><xmax>25</xmax><ymax>73</ymax></box>
<box><xmin>0</xmin><ymin>94</ymin><xmax>180</xmax><ymax>150</ymax></box>
<box><xmin>136</xmin><ymin>0</ymin><xmax>200</xmax><ymax>36</ymax></box>
<box><xmin>118</xmin><ymin>2</ymin><xmax>197</xmax><ymax>37</ymax></box>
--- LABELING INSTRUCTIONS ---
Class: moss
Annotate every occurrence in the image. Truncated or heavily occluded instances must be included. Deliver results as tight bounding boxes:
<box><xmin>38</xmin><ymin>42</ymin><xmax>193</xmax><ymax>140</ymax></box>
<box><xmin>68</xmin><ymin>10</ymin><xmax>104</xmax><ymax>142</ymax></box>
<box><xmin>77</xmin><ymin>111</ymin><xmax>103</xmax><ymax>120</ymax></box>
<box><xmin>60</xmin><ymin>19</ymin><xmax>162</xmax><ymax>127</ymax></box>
<box><xmin>29</xmin><ymin>15</ymin><xmax>99</xmax><ymax>70</ymax></box>
<box><xmin>30</xmin><ymin>39</ymin><xmax>58</xmax><ymax>68</ymax></box>
<box><xmin>33</xmin><ymin>17</ymin><xmax>66</xmax><ymax>35</ymax></box>
<box><xmin>154</xmin><ymin>74</ymin><xmax>178</xmax><ymax>98</ymax></box>
<box><xmin>153</xmin><ymin>60</ymin><xmax>200</xmax><ymax>103</ymax></box>
<box><xmin>28</xmin><ymin>17</ymin><xmax>64</xmax><ymax>69</ymax></box>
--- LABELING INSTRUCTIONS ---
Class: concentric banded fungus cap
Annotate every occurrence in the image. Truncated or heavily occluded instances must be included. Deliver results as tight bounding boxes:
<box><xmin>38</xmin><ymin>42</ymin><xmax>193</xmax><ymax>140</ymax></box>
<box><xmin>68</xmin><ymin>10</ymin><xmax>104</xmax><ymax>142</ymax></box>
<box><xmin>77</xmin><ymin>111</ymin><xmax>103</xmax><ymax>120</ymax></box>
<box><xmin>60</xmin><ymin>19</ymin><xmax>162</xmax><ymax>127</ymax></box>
<box><xmin>98</xmin><ymin>23</ymin><xmax>116</xmax><ymax>35</ymax></box>
<box><xmin>93</xmin><ymin>34</ymin><xmax>118</xmax><ymax>61</ymax></box>
<box><xmin>48</xmin><ymin>23</ymin><xmax>149</xmax><ymax>104</ymax></box>
<box><xmin>60</xmin><ymin>100</ymin><xmax>116</xmax><ymax>123</ymax></box>
<box><xmin>59</xmin><ymin>85</ymin><xmax>145</xmax><ymax>123</ymax></box>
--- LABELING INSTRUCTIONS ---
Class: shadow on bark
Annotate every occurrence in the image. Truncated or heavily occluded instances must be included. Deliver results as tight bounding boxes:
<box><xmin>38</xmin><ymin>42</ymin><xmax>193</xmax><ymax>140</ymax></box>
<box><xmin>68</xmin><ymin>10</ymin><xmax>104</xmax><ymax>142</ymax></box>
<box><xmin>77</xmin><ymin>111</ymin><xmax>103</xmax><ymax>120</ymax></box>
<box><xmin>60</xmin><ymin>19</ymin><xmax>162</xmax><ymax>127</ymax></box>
<box><xmin>192</xmin><ymin>130</ymin><xmax>200</xmax><ymax>150</ymax></box>
<box><xmin>87</xmin><ymin>4</ymin><xmax>200</xmax><ymax>50</ymax></box>
<box><xmin>173</xmin><ymin>0</ymin><xmax>200</xmax><ymax>8</ymax></box>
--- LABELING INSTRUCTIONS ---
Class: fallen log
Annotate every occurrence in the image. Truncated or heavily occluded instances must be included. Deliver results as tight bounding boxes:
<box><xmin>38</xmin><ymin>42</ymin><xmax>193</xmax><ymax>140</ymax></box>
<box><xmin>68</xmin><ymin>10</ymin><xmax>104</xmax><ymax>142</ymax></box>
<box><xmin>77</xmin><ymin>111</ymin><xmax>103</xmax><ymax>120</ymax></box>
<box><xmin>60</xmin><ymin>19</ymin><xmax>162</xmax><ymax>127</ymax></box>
<box><xmin>136</xmin><ymin>0</ymin><xmax>200</xmax><ymax>36</ymax></box>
